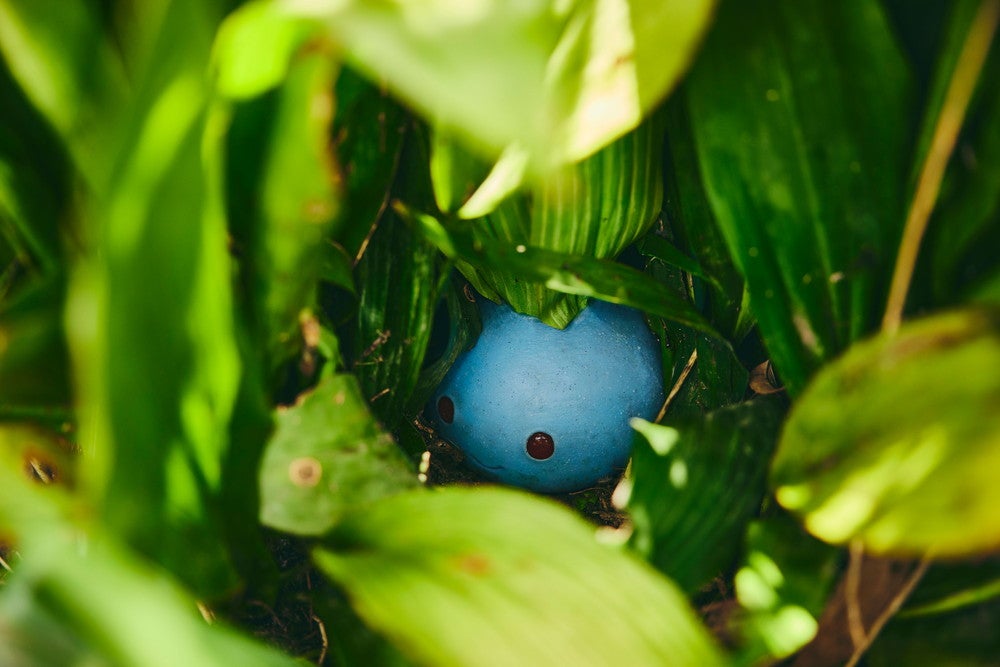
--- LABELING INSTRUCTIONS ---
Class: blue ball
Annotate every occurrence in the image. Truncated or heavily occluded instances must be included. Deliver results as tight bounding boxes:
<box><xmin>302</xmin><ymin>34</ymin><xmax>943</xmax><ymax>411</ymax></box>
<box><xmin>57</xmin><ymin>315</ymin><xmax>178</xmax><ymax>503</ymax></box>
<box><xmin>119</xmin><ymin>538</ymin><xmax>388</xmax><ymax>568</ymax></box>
<box><xmin>429</xmin><ymin>298</ymin><xmax>664</xmax><ymax>493</ymax></box>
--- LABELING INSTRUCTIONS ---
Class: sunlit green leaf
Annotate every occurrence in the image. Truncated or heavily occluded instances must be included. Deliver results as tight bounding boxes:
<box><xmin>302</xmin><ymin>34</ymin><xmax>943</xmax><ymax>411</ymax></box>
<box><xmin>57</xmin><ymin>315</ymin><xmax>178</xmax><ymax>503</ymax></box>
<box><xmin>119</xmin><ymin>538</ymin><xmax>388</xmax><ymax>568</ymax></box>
<box><xmin>625</xmin><ymin>398</ymin><xmax>783</xmax><ymax>592</ymax></box>
<box><xmin>315</xmin><ymin>486</ymin><xmax>724</xmax><ymax>667</ymax></box>
<box><xmin>285</xmin><ymin>0</ymin><xmax>714</xmax><ymax>171</ymax></box>
<box><xmin>60</xmin><ymin>0</ymin><xmax>242</xmax><ymax>595</ymax></box>
<box><xmin>683</xmin><ymin>0</ymin><xmax>913</xmax><ymax>395</ymax></box>
<box><xmin>259</xmin><ymin>373</ymin><xmax>417</xmax><ymax>535</ymax></box>
<box><xmin>772</xmin><ymin>307</ymin><xmax>1000</xmax><ymax>557</ymax></box>
<box><xmin>213</xmin><ymin>0</ymin><xmax>321</xmax><ymax>100</ymax></box>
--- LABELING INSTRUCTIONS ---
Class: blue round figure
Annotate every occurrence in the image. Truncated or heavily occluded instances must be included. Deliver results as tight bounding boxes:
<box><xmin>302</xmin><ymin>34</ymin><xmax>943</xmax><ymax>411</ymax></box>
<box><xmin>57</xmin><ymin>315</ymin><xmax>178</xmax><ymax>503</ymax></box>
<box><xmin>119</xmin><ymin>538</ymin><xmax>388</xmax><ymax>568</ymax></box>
<box><xmin>429</xmin><ymin>297</ymin><xmax>664</xmax><ymax>493</ymax></box>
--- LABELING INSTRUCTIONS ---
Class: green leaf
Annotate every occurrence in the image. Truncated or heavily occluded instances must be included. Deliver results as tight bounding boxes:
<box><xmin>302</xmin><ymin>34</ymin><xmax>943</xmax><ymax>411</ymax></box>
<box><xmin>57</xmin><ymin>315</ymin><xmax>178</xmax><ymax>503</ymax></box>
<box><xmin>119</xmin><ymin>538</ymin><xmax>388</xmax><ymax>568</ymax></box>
<box><xmin>259</xmin><ymin>373</ymin><xmax>418</xmax><ymax>536</ymax></box>
<box><xmin>314</xmin><ymin>486</ymin><xmax>724</xmax><ymax>667</ymax></box>
<box><xmin>0</xmin><ymin>0</ymin><xmax>128</xmax><ymax>191</ymax></box>
<box><xmin>413</xmin><ymin>210</ymin><xmax>721</xmax><ymax>338</ymax></box>
<box><xmin>661</xmin><ymin>100</ymin><xmax>747</xmax><ymax>340</ymax></box>
<box><xmin>331</xmin><ymin>67</ymin><xmax>410</xmax><ymax>261</ymax></box>
<box><xmin>459</xmin><ymin>117</ymin><xmax>667</xmax><ymax>326</ymax></box>
<box><xmin>226</xmin><ymin>50</ymin><xmax>341</xmax><ymax>374</ymax></box>
<box><xmin>771</xmin><ymin>307</ymin><xmax>1000</xmax><ymax>557</ymax></box>
<box><xmin>924</xmin><ymin>1</ymin><xmax>1000</xmax><ymax>301</ymax></box>
<box><xmin>213</xmin><ymin>0</ymin><xmax>321</xmax><ymax>100</ymax></box>
<box><xmin>0</xmin><ymin>279</ymin><xmax>71</xmax><ymax>415</ymax></box>
<box><xmin>0</xmin><ymin>451</ymin><xmax>302</xmax><ymax>667</ymax></box>
<box><xmin>350</xmin><ymin>207</ymin><xmax>445</xmax><ymax>429</ymax></box>
<box><xmin>0</xmin><ymin>59</ymin><xmax>70</xmax><ymax>275</ymax></box>
<box><xmin>625</xmin><ymin>398</ymin><xmax>784</xmax><ymax>592</ymax></box>
<box><xmin>62</xmin><ymin>0</ymin><xmax>242</xmax><ymax>595</ymax></box>
<box><xmin>868</xmin><ymin>596</ymin><xmax>1000</xmax><ymax>667</ymax></box>
<box><xmin>683</xmin><ymin>0</ymin><xmax>913</xmax><ymax>395</ymax></box>
<box><xmin>288</xmin><ymin>0</ymin><xmax>715</xmax><ymax>170</ymax></box>
<box><xmin>731</xmin><ymin>511</ymin><xmax>840</xmax><ymax>663</ymax></box>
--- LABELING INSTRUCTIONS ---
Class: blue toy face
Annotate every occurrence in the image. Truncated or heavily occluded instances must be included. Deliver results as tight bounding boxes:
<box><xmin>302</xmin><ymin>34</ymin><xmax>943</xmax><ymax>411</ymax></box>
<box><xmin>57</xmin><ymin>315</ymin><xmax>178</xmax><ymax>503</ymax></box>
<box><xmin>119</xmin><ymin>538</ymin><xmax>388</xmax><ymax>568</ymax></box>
<box><xmin>429</xmin><ymin>298</ymin><xmax>664</xmax><ymax>493</ymax></box>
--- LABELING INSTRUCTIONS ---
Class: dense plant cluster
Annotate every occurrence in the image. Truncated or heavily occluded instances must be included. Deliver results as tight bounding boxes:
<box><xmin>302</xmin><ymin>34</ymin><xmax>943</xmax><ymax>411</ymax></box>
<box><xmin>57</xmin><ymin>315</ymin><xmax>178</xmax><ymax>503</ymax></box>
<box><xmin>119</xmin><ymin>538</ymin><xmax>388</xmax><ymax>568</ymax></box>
<box><xmin>0</xmin><ymin>1</ymin><xmax>998</xmax><ymax>665</ymax></box>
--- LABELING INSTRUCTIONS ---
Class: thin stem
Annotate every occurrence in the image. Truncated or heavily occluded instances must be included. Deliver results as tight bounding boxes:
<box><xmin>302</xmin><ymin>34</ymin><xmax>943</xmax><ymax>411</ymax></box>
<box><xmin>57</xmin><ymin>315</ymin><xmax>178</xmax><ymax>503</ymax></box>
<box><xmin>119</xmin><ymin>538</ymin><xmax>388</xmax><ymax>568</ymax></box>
<box><xmin>844</xmin><ymin>556</ymin><xmax>933</xmax><ymax>667</ymax></box>
<box><xmin>845</xmin><ymin>541</ymin><xmax>868</xmax><ymax>650</ymax></box>
<box><xmin>655</xmin><ymin>348</ymin><xmax>697</xmax><ymax>423</ymax></box>
<box><xmin>882</xmin><ymin>0</ymin><xmax>1000</xmax><ymax>334</ymax></box>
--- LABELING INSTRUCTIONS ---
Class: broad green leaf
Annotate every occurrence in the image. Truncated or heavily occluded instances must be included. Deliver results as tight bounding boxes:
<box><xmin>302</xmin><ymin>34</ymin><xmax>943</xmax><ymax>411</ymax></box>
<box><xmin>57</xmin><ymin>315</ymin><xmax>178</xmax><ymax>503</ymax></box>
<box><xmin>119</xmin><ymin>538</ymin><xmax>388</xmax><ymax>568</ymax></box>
<box><xmin>414</xmin><ymin>211</ymin><xmax>721</xmax><ymax>338</ymax></box>
<box><xmin>0</xmin><ymin>453</ymin><xmax>302</xmax><ymax>667</ymax></box>
<box><xmin>314</xmin><ymin>486</ymin><xmax>724</xmax><ymax>667</ymax></box>
<box><xmin>684</xmin><ymin>0</ymin><xmax>913</xmax><ymax>395</ymax></box>
<box><xmin>459</xmin><ymin>117</ymin><xmax>666</xmax><ymax>326</ymax></box>
<box><xmin>625</xmin><ymin>399</ymin><xmax>783</xmax><ymax>593</ymax></box>
<box><xmin>772</xmin><ymin>307</ymin><xmax>1000</xmax><ymax>557</ymax></box>
<box><xmin>62</xmin><ymin>0</ymin><xmax>242</xmax><ymax>595</ymax></box>
<box><xmin>259</xmin><ymin>373</ymin><xmax>417</xmax><ymax>535</ymax></box>
<box><xmin>284</xmin><ymin>0</ymin><xmax>714</xmax><ymax>170</ymax></box>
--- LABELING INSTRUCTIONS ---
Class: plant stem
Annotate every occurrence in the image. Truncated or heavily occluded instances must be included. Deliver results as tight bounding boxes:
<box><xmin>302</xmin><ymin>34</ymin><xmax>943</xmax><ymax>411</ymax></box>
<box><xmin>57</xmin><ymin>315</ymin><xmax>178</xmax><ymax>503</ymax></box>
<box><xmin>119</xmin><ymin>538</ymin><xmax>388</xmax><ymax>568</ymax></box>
<box><xmin>882</xmin><ymin>0</ymin><xmax>1000</xmax><ymax>334</ymax></box>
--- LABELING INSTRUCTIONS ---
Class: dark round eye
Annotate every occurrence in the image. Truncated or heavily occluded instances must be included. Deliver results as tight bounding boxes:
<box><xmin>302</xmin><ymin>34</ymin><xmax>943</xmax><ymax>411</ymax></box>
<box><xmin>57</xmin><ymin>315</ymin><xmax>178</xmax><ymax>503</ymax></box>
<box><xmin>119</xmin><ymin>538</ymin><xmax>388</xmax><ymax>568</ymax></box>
<box><xmin>437</xmin><ymin>396</ymin><xmax>455</xmax><ymax>424</ymax></box>
<box><xmin>525</xmin><ymin>432</ymin><xmax>555</xmax><ymax>460</ymax></box>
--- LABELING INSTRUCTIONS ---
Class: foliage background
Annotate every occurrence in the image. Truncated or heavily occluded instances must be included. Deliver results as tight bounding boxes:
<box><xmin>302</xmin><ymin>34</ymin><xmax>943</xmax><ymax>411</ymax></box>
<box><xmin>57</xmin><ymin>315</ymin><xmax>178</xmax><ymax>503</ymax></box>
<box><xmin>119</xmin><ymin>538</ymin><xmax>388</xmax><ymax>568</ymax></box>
<box><xmin>0</xmin><ymin>0</ymin><xmax>998</xmax><ymax>665</ymax></box>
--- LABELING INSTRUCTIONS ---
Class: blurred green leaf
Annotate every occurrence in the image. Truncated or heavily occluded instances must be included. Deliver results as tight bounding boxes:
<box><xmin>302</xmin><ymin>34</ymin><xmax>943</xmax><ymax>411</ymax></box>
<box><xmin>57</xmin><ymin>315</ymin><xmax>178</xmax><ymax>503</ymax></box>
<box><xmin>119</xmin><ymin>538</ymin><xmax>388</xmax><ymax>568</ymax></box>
<box><xmin>0</xmin><ymin>279</ymin><xmax>71</xmax><ymax>414</ymax></box>
<box><xmin>213</xmin><ymin>0</ymin><xmax>321</xmax><ymax>100</ymax></box>
<box><xmin>731</xmin><ymin>511</ymin><xmax>840</xmax><ymax>663</ymax></box>
<box><xmin>414</xmin><ymin>210</ymin><xmax>721</xmax><ymax>338</ymax></box>
<box><xmin>314</xmin><ymin>486</ymin><xmax>724</xmax><ymax>667</ymax></box>
<box><xmin>0</xmin><ymin>59</ymin><xmax>70</xmax><ymax>275</ymax></box>
<box><xmin>288</xmin><ymin>0</ymin><xmax>714</xmax><ymax>171</ymax></box>
<box><xmin>924</xmin><ymin>1</ymin><xmax>1000</xmax><ymax>301</ymax></box>
<box><xmin>59</xmin><ymin>0</ymin><xmax>242</xmax><ymax>595</ymax></box>
<box><xmin>772</xmin><ymin>307</ymin><xmax>1000</xmax><ymax>557</ymax></box>
<box><xmin>900</xmin><ymin>557</ymin><xmax>1000</xmax><ymax>619</ymax></box>
<box><xmin>684</xmin><ymin>0</ymin><xmax>913</xmax><ymax>395</ymax></box>
<box><xmin>868</xmin><ymin>596</ymin><xmax>1000</xmax><ymax>667</ymax></box>
<box><xmin>0</xmin><ymin>0</ymin><xmax>128</xmax><ymax>191</ymax></box>
<box><xmin>625</xmin><ymin>398</ymin><xmax>783</xmax><ymax>593</ymax></box>
<box><xmin>259</xmin><ymin>373</ymin><xmax>417</xmax><ymax>536</ymax></box>
<box><xmin>0</xmin><ymin>450</ymin><xmax>302</xmax><ymax>667</ymax></box>
<box><xmin>228</xmin><ymin>50</ymin><xmax>341</xmax><ymax>374</ymax></box>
